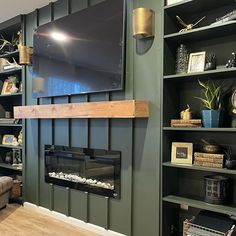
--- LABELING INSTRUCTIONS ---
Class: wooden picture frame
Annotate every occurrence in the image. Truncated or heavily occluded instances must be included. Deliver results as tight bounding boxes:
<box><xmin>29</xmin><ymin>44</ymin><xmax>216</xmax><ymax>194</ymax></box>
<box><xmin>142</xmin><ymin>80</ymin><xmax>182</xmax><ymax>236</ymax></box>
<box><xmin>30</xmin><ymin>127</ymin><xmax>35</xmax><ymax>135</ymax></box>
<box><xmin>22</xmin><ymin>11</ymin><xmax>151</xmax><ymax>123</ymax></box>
<box><xmin>2</xmin><ymin>134</ymin><xmax>15</xmax><ymax>145</ymax></box>
<box><xmin>188</xmin><ymin>51</ymin><xmax>206</xmax><ymax>73</ymax></box>
<box><xmin>171</xmin><ymin>142</ymin><xmax>193</xmax><ymax>165</ymax></box>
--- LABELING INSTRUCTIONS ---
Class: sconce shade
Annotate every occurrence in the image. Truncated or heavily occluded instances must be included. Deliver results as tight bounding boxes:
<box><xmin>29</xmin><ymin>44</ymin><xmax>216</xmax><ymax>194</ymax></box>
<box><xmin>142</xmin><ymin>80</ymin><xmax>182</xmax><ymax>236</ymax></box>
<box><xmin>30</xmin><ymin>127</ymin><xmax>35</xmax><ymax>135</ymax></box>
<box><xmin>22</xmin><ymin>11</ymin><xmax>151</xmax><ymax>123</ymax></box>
<box><xmin>19</xmin><ymin>45</ymin><xmax>33</xmax><ymax>65</ymax></box>
<box><xmin>133</xmin><ymin>8</ymin><xmax>155</xmax><ymax>39</ymax></box>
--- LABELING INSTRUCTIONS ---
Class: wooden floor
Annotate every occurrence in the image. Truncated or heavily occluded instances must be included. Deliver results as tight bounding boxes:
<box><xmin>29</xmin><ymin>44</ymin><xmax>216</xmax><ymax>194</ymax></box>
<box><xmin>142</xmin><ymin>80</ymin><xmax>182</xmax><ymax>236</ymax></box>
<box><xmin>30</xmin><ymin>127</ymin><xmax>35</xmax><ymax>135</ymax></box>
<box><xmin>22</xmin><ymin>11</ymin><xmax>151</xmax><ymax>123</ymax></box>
<box><xmin>0</xmin><ymin>204</ymin><xmax>101</xmax><ymax>236</ymax></box>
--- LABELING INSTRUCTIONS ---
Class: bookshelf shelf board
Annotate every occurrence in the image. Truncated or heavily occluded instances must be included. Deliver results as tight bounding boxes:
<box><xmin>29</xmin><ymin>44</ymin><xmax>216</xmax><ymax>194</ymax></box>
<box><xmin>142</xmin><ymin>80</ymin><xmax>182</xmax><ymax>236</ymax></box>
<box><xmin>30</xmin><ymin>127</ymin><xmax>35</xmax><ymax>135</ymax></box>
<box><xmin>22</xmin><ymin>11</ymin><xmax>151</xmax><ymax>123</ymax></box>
<box><xmin>0</xmin><ymin>93</ymin><xmax>22</xmax><ymax>98</ymax></box>
<box><xmin>0</xmin><ymin>68</ymin><xmax>22</xmax><ymax>76</ymax></box>
<box><xmin>0</xmin><ymin>144</ymin><xmax>22</xmax><ymax>149</ymax></box>
<box><xmin>163</xmin><ymin>127</ymin><xmax>236</xmax><ymax>132</ymax></box>
<box><xmin>164</xmin><ymin>21</ymin><xmax>236</xmax><ymax>44</ymax></box>
<box><xmin>164</xmin><ymin>67</ymin><xmax>236</xmax><ymax>80</ymax></box>
<box><xmin>164</xmin><ymin>0</ymin><xmax>235</xmax><ymax>14</ymax></box>
<box><xmin>163</xmin><ymin>162</ymin><xmax>236</xmax><ymax>175</ymax></box>
<box><xmin>0</xmin><ymin>163</ymin><xmax>22</xmax><ymax>172</ymax></box>
<box><xmin>163</xmin><ymin>195</ymin><xmax>236</xmax><ymax>216</ymax></box>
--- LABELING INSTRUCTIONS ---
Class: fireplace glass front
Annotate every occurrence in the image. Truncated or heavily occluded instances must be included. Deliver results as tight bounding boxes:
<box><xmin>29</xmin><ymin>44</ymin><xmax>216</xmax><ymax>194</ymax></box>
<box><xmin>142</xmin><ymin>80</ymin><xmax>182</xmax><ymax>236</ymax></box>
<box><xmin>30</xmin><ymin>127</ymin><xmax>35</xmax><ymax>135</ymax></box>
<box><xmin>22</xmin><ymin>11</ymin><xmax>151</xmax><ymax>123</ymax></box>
<box><xmin>45</xmin><ymin>145</ymin><xmax>121</xmax><ymax>198</ymax></box>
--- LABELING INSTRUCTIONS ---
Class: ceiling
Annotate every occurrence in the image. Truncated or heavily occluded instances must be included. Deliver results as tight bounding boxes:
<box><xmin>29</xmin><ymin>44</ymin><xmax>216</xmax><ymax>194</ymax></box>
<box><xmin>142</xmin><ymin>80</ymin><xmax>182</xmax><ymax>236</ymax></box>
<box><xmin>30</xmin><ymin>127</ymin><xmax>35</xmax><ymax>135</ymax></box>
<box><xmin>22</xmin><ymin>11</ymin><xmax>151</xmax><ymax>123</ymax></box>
<box><xmin>0</xmin><ymin>0</ymin><xmax>57</xmax><ymax>23</ymax></box>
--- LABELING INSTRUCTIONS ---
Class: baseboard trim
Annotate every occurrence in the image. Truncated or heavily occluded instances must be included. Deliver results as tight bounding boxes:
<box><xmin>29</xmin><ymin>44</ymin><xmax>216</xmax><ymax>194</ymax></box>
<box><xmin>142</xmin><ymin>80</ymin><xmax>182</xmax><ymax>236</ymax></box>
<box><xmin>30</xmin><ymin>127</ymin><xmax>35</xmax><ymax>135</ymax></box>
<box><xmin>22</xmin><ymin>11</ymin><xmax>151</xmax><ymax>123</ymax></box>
<box><xmin>24</xmin><ymin>202</ymin><xmax>126</xmax><ymax>236</ymax></box>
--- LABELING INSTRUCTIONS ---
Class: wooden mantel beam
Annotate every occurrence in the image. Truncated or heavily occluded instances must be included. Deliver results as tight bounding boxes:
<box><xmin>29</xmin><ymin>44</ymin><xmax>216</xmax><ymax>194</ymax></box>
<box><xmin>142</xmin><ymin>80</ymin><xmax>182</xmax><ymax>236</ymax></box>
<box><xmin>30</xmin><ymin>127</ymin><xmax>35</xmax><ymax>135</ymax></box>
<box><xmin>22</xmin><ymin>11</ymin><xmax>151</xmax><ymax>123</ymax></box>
<box><xmin>14</xmin><ymin>100</ymin><xmax>149</xmax><ymax>119</ymax></box>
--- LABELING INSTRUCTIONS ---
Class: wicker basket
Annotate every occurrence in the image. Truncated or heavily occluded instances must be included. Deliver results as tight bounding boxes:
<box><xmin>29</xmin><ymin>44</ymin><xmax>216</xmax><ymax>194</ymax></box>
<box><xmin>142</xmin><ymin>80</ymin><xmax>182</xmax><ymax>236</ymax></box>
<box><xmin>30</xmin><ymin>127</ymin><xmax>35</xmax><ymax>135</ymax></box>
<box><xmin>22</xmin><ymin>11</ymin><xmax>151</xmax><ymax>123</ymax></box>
<box><xmin>10</xmin><ymin>179</ymin><xmax>22</xmax><ymax>198</ymax></box>
<box><xmin>183</xmin><ymin>219</ymin><xmax>236</xmax><ymax>236</ymax></box>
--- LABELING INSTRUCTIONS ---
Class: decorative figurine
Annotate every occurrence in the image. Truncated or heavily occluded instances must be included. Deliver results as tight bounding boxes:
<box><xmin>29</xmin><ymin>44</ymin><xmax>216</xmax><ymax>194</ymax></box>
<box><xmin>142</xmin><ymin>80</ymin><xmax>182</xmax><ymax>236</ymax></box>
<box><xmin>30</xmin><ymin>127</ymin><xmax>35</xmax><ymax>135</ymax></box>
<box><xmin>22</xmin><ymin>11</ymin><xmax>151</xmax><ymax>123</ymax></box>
<box><xmin>17</xmin><ymin>129</ymin><xmax>22</xmax><ymax>146</ymax></box>
<box><xmin>205</xmin><ymin>52</ymin><xmax>216</xmax><ymax>70</ymax></box>
<box><xmin>226</xmin><ymin>52</ymin><xmax>236</xmax><ymax>68</ymax></box>
<box><xmin>176</xmin><ymin>15</ymin><xmax>206</xmax><ymax>32</ymax></box>
<box><xmin>180</xmin><ymin>104</ymin><xmax>192</xmax><ymax>120</ymax></box>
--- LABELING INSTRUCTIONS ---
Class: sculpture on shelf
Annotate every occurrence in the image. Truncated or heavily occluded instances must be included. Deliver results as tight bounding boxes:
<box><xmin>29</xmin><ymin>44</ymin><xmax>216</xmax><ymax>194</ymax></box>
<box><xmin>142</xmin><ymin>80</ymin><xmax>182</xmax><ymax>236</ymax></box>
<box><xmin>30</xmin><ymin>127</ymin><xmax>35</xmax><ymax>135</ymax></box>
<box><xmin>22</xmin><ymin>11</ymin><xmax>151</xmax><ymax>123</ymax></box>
<box><xmin>180</xmin><ymin>104</ymin><xmax>192</xmax><ymax>120</ymax></box>
<box><xmin>17</xmin><ymin>129</ymin><xmax>22</xmax><ymax>146</ymax></box>
<box><xmin>226</xmin><ymin>52</ymin><xmax>236</xmax><ymax>68</ymax></box>
<box><xmin>176</xmin><ymin>15</ymin><xmax>206</xmax><ymax>32</ymax></box>
<box><xmin>205</xmin><ymin>52</ymin><xmax>216</xmax><ymax>71</ymax></box>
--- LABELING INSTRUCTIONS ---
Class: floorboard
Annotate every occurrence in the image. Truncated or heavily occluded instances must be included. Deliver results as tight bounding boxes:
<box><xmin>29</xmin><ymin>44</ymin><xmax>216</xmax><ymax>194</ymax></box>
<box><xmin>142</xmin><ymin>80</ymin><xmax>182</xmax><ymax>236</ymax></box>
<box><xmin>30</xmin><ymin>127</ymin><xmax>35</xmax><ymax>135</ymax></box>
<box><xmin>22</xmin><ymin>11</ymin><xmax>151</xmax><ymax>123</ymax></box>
<box><xmin>0</xmin><ymin>204</ymin><xmax>101</xmax><ymax>236</ymax></box>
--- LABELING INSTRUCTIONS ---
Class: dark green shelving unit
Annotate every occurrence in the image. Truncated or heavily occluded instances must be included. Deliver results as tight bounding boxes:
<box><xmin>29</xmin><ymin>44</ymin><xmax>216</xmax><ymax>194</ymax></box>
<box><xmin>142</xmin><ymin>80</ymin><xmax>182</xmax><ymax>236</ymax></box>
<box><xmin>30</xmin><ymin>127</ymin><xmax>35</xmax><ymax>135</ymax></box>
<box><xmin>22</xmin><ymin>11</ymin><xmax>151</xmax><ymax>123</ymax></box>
<box><xmin>163</xmin><ymin>195</ymin><xmax>236</xmax><ymax>216</ymax></box>
<box><xmin>161</xmin><ymin>0</ymin><xmax>236</xmax><ymax>235</ymax></box>
<box><xmin>0</xmin><ymin>15</ymin><xmax>25</xmax><ymax>204</ymax></box>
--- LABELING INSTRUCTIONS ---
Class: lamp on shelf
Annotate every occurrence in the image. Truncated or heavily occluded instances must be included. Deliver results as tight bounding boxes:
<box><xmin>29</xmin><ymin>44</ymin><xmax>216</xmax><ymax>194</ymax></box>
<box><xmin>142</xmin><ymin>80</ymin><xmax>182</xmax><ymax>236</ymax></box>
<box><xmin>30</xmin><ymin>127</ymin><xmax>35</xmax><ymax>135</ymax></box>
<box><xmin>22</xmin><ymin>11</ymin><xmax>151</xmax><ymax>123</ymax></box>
<box><xmin>133</xmin><ymin>7</ymin><xmax>155</xmax><ymax>39</ymax></box>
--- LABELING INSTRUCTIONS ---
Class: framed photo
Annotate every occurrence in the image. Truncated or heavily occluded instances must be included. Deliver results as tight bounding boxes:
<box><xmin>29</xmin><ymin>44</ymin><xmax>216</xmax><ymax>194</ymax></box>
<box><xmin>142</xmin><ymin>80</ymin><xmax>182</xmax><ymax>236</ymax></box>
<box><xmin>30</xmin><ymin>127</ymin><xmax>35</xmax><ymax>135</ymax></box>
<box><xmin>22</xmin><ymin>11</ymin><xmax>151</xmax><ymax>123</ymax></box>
<box><xmin>171</xmin><ymin>142</ymin><xmax>193</xmax><ymax>165</ymax></box>
<box><xmin>188</xmin><ymin>51</ymin><xmax>206</xmax><ymax>73</ymax></box>
<box><xmin>2</xmin><ymin>134</ymin><xmax>15</xmax><ymax>145</ymax></box>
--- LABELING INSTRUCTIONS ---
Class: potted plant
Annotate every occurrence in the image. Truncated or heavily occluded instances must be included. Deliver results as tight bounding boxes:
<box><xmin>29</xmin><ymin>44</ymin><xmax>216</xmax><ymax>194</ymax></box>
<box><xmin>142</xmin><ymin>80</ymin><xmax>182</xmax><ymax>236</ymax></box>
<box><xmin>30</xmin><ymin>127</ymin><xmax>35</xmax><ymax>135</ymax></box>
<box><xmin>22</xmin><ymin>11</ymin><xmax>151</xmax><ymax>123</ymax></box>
<box><xmin>196</xmin><ymin>80</ymin><xmax>223</xmax><ymax>128</ymax></box>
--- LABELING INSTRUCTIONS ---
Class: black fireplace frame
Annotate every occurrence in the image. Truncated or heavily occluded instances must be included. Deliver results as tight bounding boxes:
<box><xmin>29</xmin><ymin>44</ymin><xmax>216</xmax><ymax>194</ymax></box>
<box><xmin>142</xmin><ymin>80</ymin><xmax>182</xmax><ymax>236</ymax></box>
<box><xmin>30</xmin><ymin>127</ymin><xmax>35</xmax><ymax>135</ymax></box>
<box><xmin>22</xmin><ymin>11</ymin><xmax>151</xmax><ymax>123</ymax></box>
<box><xmin>44</xmin><ymin>145</ymin><xmax>121</xmax><ymax>199</ymax></box>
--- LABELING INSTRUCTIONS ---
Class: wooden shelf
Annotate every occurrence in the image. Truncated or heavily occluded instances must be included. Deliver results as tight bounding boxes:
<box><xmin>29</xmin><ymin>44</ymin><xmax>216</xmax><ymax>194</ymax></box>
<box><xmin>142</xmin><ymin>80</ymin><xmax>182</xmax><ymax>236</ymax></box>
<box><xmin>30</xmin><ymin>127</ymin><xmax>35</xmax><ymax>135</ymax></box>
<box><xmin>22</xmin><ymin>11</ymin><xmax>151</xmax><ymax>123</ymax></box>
<box><xmin>163</xmin><ymin>195</ymin><xmax>236</xmax><ymax>216</ymax></box>
<box><xmin>164</xmin><ymin>67</ymin><xmax>236</xmax><ymax>80</ymax></box>
<box><xmin>0</xmin><ymin>163</ymin><xmax>22</xmax><ymax>171</ymax></box>
<box><xmin>163</xmin><ymin>127</ymin><xmax>236</xmax><ymax>132</ymax></box>
<box><xmin>163</xmin><ymin>162</ymin><xmax>236</xmax><ymax>175</ymax></box>
<box><xmin>164</xmin><ymin>21</ymin><xmax>236</xmax><ymax>44</ymax></box>
<box><xmin>14</xmin><ymin>100</ymin><xmax>150</xmax><ymax>119</ymax></box>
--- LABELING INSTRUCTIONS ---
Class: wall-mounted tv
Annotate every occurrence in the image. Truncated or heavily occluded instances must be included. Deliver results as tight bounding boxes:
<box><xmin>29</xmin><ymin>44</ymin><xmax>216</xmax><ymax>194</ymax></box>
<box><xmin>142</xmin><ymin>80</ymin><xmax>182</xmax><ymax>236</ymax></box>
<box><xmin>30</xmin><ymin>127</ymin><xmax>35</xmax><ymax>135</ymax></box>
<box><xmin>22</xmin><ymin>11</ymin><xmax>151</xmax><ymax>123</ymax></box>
<box><xmin>32</xmin><ymin>0</ymin><xmax>125</xmax><ymax>98</ymax></box>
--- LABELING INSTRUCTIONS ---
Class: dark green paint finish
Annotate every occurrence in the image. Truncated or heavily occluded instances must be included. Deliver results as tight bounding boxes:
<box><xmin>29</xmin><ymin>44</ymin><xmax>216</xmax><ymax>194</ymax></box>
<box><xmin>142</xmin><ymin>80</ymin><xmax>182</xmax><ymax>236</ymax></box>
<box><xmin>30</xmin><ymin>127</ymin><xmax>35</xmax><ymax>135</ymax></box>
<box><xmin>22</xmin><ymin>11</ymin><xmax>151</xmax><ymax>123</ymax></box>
<box><xmin>25</xmin><ymin>11</ymin><xmax>39</xmax><ymax>204</ymax></box>
<box><xmin>70</xmin><ymin>190</ymin><xmax>88</xmax><ymax>222</ymax></box>
<box><xmin>23</xmin><ymin>0</ymin><xmax>162</xmax><ymax>235</ymax></box>
<box><xmin>53</xmin><ymin>185</ymin><xmax>68</xmax><ymax>214</ymax></box>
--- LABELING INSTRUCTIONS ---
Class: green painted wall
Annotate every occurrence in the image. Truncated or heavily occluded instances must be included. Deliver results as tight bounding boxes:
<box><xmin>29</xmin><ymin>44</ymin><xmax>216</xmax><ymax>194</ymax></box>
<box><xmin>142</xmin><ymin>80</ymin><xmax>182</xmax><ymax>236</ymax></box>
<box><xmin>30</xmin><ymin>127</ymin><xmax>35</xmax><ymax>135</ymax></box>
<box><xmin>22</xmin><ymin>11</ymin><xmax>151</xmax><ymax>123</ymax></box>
<box><xmin>24</xmin><ymin>0</ymin><xmax>163</xmax><ymax>235</ymax></box>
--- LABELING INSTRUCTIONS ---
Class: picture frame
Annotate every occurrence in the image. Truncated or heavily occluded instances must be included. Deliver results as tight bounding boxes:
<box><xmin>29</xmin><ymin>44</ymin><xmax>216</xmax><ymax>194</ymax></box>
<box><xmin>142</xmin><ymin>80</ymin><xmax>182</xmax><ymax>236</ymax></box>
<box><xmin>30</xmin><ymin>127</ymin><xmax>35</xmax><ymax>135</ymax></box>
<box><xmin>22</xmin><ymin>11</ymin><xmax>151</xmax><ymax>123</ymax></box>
<box><xmin>2</xmin><ymin>134</ymin><xmax>16</xmax><ymax>145</ymax></box>
<box><xmin>171</xmin><ymin>142</ymin><xmax>193</xmax><ymax>165</ymax></box>
<box><xmin>188</xmin><ymin>51</ymin><xmax>206</xmax><ymax>73</ymax></box>
<box><xmin>1</xmin><ymin>78</ymin><xmax>18</xmax><ymax>95</ymax></box>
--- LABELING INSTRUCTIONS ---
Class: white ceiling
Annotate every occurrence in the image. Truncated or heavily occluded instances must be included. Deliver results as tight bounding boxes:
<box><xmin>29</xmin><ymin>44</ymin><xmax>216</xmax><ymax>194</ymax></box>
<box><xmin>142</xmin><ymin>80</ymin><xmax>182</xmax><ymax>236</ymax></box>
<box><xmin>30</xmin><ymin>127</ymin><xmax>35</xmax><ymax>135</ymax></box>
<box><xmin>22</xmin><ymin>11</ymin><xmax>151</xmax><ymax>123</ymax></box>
<box><xmin>0</xmin><ymin>0</ymin><xmax>57</xmax><ymax>23</ymax></box>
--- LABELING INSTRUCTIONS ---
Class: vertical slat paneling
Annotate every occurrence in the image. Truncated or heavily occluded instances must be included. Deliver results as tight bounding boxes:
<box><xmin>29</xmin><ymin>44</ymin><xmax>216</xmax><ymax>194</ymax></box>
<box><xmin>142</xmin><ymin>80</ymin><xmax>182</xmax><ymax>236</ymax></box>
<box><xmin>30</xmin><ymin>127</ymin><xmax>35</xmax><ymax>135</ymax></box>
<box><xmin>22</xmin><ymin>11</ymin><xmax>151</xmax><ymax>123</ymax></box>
<box><xmin>109</xmin><ymin>119</ymin><xmax>133</xmax><ymax>236</ymax></box>
<box><xmin>86</xmin><ymin>0</ymin><xmax>109</xmax><ymax>228</ymax></box>
<box><xmin>38</xmin><ymin>3</ymin><xmax>53</xmax><ymax>210</ymax></box>
<box><xmin>132</xmin><ymin>0</ymin><xmax>161</xmax><ymax>235</ymax></box>
<box><xmin>69</xmin><ymin>0</ymin><xmax>89</xmax><ymax>222</ymax></box>
<box><xmin>52</xmin><ymin>0</ymin><xmax>70</xmax><ymax>215</ymax></box>
<box><xmin>25</xmin><ymin>11</ymin><xmax>38</xmax><ymax>204</ymax></box>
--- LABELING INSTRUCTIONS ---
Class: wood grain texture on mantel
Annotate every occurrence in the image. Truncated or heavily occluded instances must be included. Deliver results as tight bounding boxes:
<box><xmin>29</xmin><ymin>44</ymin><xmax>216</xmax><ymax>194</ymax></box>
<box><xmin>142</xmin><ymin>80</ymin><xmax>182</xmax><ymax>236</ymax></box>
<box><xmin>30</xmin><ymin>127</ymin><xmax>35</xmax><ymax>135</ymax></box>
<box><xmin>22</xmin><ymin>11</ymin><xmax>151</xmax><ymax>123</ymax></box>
<box><xmin>14</xmin><ymin>100</ymin><xmax>149</xmax><ymax>119</ymax></box>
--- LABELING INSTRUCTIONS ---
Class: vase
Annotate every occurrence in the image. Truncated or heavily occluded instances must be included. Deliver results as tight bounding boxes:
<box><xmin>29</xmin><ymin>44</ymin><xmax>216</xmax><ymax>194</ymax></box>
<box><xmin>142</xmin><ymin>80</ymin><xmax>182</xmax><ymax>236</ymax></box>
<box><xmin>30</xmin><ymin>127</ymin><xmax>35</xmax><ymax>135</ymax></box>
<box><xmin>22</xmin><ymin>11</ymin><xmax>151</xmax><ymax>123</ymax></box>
<box><xmin>225</xmin><ymin>160</ymin><xmax>236</xmax><ymax>169</ymax></box>
<box><xmin>176</xmin><ymin>44</ymin><xmax>188</xmax><ymax>74</ymax></box>
<box><xmin>202</xmin><ymin>110</ymin><xmax>222</xmax><ymax>128</ymax></box>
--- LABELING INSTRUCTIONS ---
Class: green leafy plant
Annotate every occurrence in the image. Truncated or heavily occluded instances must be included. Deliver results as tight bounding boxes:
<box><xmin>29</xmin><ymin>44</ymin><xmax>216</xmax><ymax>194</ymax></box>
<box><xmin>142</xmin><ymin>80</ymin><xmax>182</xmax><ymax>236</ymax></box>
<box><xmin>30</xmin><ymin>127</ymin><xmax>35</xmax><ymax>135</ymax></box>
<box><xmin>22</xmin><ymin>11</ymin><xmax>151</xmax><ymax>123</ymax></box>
<box><xmin>196</xmin><ymin>80</ymin><xmax>223</xmax><ymax>110</ymax></box>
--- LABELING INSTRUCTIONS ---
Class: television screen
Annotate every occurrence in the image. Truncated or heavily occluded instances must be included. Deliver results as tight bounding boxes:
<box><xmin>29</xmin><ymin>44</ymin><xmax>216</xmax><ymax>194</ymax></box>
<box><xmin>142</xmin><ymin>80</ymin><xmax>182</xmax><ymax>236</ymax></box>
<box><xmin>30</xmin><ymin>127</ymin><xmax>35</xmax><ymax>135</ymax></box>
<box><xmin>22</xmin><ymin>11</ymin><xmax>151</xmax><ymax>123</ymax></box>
<box><xmin>32</xmin><ymin>0</ymin><xmax>125</xmax><ymax>98</ymax></box>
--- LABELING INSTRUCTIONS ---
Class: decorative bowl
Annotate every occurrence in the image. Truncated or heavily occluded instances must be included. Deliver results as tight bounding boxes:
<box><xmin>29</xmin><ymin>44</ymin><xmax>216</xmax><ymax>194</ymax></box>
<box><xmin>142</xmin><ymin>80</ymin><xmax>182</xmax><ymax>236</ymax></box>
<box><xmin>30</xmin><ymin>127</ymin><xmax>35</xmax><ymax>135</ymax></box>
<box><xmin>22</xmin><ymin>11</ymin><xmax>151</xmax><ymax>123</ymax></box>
<box><xmin>202</xmin><ymin>144</ymin><xmax>220</xmax><ymax>154</ymax></box>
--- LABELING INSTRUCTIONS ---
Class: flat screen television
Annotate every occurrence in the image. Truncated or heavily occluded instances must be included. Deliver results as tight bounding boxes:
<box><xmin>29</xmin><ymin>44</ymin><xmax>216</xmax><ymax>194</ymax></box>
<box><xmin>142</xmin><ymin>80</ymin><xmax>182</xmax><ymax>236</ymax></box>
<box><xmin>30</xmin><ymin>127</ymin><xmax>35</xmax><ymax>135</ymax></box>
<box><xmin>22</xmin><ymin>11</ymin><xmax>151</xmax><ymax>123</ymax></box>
<box><xmin>32</xmin><ymin>0</ymin><xmax>125</xmax><ymax>98</ymax></box>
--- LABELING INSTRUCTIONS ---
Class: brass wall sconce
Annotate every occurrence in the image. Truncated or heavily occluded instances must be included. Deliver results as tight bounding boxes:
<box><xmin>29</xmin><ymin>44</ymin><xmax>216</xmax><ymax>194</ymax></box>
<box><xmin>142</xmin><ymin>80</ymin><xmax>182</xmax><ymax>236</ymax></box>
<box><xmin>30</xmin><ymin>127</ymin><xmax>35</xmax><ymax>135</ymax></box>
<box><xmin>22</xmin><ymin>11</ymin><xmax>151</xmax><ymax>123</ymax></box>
<box><xmin>18</xmin><ymin>45</ymin><xmax>33</xmax><ymax>65</ymax></box>
<box><xmin>133</xmin><ymin>8</ymin><xmax>155</xmax><ymax>39</ymax></box>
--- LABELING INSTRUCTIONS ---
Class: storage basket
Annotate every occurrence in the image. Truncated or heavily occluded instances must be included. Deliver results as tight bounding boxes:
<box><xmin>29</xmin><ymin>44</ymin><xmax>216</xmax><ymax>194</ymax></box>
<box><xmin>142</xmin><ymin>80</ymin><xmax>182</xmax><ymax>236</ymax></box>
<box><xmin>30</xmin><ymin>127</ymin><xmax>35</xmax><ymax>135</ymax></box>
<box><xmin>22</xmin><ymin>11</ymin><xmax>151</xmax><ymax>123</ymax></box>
<box><xmin>183</xmin><ymin>219</ymin><xmax>235</xmax><ymax>236</ymax></box>
<box><xmin>10</xmin><ymin>179</ymin><xmax>22</xmax><ymax>198</ymax></box>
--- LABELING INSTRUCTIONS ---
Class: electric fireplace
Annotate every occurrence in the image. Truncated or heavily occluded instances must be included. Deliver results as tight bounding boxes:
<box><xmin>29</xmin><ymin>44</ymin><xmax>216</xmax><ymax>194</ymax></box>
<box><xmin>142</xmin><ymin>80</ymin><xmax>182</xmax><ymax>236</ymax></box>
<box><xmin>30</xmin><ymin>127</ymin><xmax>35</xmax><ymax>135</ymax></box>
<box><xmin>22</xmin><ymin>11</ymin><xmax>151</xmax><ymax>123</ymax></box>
<box><xmin>45</xmin><ymin>145</ymin><xmax>121</xmax><ymax>198</ymax></box>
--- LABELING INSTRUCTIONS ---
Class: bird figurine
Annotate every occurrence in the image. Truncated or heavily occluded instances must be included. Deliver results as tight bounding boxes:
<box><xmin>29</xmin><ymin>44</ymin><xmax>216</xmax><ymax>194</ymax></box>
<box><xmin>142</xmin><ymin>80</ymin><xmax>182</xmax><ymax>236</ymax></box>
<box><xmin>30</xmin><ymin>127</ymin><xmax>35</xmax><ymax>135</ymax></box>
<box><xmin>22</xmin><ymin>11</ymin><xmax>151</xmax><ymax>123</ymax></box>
<box><xmin>176</xmin><ymin>15</ymin><xmax>206</xmax><ymax>32</ymax></box>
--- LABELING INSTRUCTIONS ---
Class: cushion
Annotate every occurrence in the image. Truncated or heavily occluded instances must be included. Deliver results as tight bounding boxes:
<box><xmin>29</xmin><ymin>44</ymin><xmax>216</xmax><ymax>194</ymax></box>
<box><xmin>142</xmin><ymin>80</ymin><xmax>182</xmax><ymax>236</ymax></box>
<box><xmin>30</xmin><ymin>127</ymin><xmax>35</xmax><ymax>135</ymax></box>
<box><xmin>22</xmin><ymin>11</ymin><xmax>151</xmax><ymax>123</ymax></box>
<box><xmin>0</xmin><ymin>176</ymin><xmax>13</xmax><ymax>194</ymax></box>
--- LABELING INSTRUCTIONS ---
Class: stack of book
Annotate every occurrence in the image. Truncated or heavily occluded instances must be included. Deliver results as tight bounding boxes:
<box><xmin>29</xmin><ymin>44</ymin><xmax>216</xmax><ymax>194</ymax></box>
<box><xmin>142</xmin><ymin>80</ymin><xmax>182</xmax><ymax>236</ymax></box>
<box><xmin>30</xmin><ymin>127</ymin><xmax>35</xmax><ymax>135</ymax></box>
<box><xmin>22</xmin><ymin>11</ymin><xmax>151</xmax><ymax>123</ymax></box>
<box><xmin>194</xmin><ymin>152</ymin><xmax>224</xmax><ymax>168</ymax></box>
<box><xmin>171</xmin><ymin>119</ymin><xmax>202</xmax><ymax>128</ymax></box>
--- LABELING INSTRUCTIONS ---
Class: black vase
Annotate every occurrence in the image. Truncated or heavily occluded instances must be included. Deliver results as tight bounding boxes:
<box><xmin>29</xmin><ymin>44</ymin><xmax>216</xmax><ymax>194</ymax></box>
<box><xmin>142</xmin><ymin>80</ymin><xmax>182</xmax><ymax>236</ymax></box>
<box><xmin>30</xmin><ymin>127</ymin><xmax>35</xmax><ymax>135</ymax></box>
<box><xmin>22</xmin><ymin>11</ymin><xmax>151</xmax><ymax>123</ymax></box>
<box><xmin>225</xmin><ymin>160</ymin><xmax>236</xmax><ymax>169</ymax></box>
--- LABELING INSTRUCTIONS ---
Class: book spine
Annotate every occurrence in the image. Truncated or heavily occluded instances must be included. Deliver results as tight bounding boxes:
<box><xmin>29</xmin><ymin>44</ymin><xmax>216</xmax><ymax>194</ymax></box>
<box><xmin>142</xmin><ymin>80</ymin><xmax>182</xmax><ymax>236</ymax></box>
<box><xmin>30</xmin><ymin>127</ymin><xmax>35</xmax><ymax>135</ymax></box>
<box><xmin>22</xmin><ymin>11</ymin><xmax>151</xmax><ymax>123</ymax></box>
<box><xmin>194</xmin><ymin>161</ymin><xmax>223</xmax><ymax>168</ymax></box>
<box><xmin>194</xmin><ymin>152</ymin><xmax>224</xmax><ymax>159</ymax></box>
<box><xmin>171</xmin><ymin>124</ymin><xmax>202</xmax><ymax>127</ymax></box>
<box><xmin>171</xmin><ymin>119</ymin><xmax>201</xmax><ymax>124</ymax></box>
<box><xmin>194</xmin><ymin>156</ymin><xmax>223</xmax><ymax>164</ymax></box>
